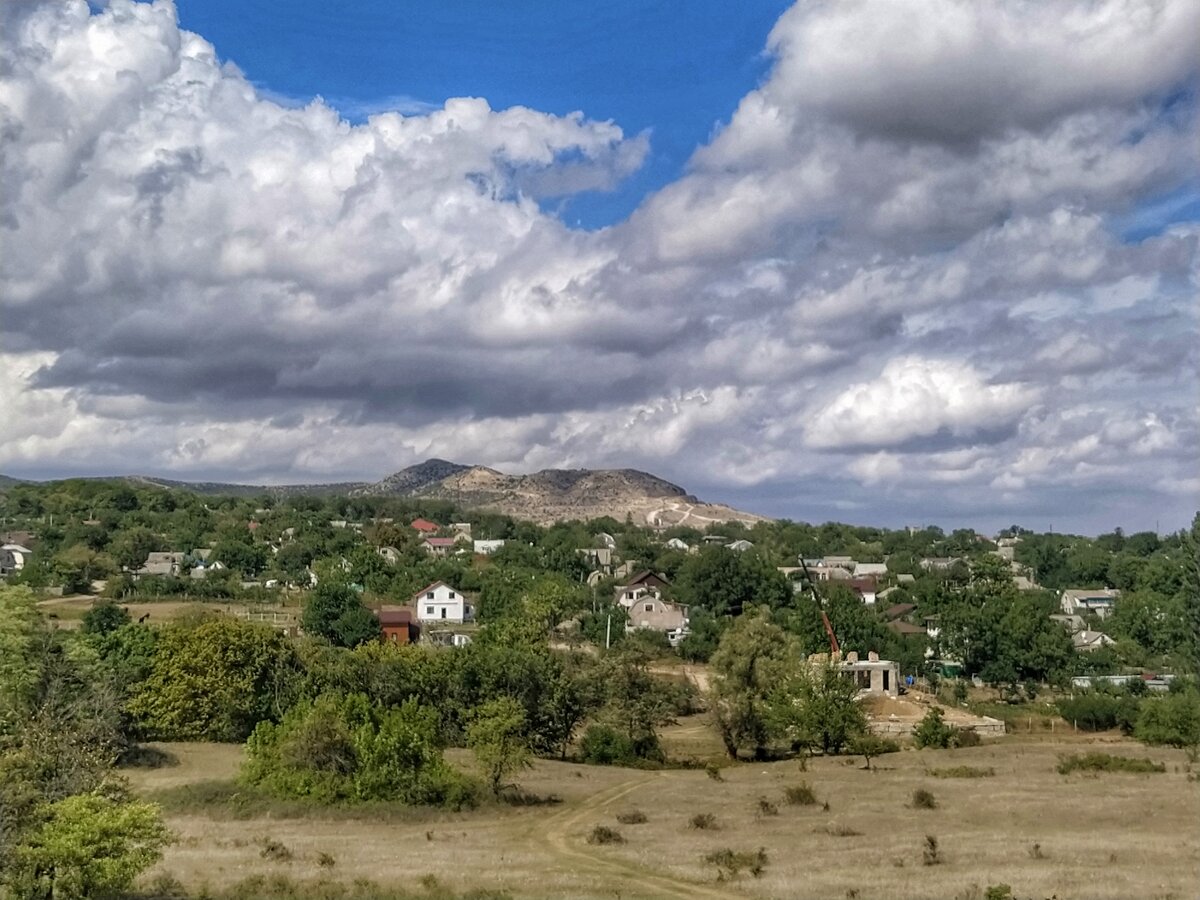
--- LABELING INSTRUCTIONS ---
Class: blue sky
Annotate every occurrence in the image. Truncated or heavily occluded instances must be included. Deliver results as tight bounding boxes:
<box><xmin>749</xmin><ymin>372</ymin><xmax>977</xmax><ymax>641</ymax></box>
<box><xmin>2</xmin><ymin>0</ymin><xmax>1198</xmax><ymax>534</ymax></box>
<box><xmin>176</xmin><ymin>0</ymin><xmax>791</xmax><ymax>229</ymax></box>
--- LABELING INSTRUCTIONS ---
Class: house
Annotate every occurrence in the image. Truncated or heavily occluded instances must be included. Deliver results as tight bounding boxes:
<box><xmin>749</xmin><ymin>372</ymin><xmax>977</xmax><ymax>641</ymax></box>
<box><xmin>451</xmin><ymin>522</ymin><xmax>472</xmax><ymax>538</ymax></box>
<box><xmin>1060</xmin><ymin>588</ymin><xmax>1120</xmax><ymax>619</ymax></box>
<box><xmin>615</xmin><ymin>571</ymin><xmax>671</xmax><ymax>605</ymax></box>
<box><xmin>411</xmin><ymin>582</ymin><xmax>472</xmax><ymax>623</ymax></box>
<box><xmin>924</xmin><ymin>614</ymin><xmax>941</xmax><ymax>640</ymax></box>
<box><xmin>377</xmin><ymin>546</ymin><xmax>401</xmax><ymax>565</ymax></box>
<box><xmin>920</xmin><ymin>557</ymin><xmax>964</xmax><ymax>571</ymax></box>
<box><xmin>1050</xmin><ymin>613</ymin><xmax>1087</xmax><ymax>633</ymax></box>
<box><xmin>838</xmin><ymin>651</ymin><xmax>900</xmax><ymax>698</ymax></box>
<box><xmin>594</xmin><ymin>532</ymin><xmax>617</xmax><ymax>550</ymax></box>
<box><xmin>410</xmin><ymin>518</ymin><xmax>440</xmax><ymax>535</ymax></box>
<box><xmin>136</xmin><ymin>551</ymin><xmax>186</xmax><ymax>578</ymax></box>
<box><xmin>701</xmin><ymin>535</ymin><xmax>729</xmax><ymax>544</ymax></box>
<box><xmin>377</xmin><ymin>607</ymin><xmax>420</xmax><ymax>644</ymax></box>
<box><xmin>665</xmin><ymin>538</ymin><xmax>690</xmax><ymax>552</ymax></box>
<box><xmin>1072</xmin><ymin>630</ymin><xmax>1116</xmax><ymax>652</ymax></box>
<box><xmin>625</xmin><ymin>595</ymin><xmax>690</xmax><ymax>646</ymax></box>
<box><xmin>822</xmin><ymin>556</ymin><xmax>856</xmax><ymax>570</ymax></box>
<box><xmin>853</xmin><ymin>562</ymin><xmax>889</xmax><ymax>578</ymax></box>
<box><xmin>421</xmin><ymin>537</ymin><xmax>459</xmax><ymax>558</ymax></box>
<box><xmin>1012</xmin><ymin>574</ymin><xmax>1037</xmax><ymax>591</ymax></box>
<box><xmin>887</xmin><ymin>620</ymin><xmax>928</xmax><ymax>640</ymax></box>
<box><xmin>807</xmin><ymin>564</ymin><xmax>853</xmax><ymax>582</ymax></box>
<box><xmin>473</xmin><ymin>539</ymin><xmax>506</xmax><ymax>555</ymax></box>
<box><xmin>0</xmin><ymin>543</ymin><xmax>32</xmax><ymax>575</ymax></box>
<box><xmin>578</xmin><ymin>547</ymin><xmax>614</xmax><ymax>569</ymax></box>
<box><xmin>725</xmin><ymin>539</ymin><xmax>754</xmax><ymax>552</ymax></box>
<box><xmin>881</xmin><ymin>602</ymin><xmax>917</xmax><ymax>621</ymax></box>
<box><xmin>848</xmin><ymin>577</ymin><xmax>878</xmax><ymax>605</ymax></box>
<box><xmin>896</xmin><ymin>573</ymin><xmax>915</xmax><ymax>584</ymax></box>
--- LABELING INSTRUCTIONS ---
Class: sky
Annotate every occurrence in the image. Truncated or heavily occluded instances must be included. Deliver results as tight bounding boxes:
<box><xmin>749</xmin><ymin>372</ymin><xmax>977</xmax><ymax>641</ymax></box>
<box><xmin>1</xmin><ymin>0</ymin><xmax>1198</xmax><ymax>535</ymax></box>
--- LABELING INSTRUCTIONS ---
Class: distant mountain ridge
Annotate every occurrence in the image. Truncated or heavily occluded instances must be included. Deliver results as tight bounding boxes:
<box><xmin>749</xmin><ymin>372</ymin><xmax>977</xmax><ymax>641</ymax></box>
<box><xmin>0</xmin><ymin>460</ymin><xmax>765</xmax><ymax>527</ymax></box>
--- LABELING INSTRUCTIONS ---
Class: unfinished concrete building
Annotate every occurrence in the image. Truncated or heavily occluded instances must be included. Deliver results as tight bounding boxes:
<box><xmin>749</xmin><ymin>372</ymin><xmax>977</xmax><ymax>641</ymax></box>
<box><xmin>840</xmin><ymin>651</ymin><xmax>900</xmax><ymax>698</ymax></box>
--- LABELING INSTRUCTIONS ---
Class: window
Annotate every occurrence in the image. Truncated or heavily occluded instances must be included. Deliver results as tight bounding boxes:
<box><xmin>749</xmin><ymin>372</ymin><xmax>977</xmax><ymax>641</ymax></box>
<box><xmin>426</xmin><ymin>592</ymin><xmax>434</xmax><ymax>599</ymax></box>
<box><xmin>644</xmin><ymin>603</ymin><xmax>653</xmax><ymax>612</ymax></box>
<box><xmin>426</xmin><ymin>606</ymin><xmax>434</xmax><ymax>615</ymax></box>
<box><xmin>449</xmin><ymin>591</ymin><xmax>455</xmax><ymax>598</ymax></box>
<box><xmin>440</xmin><ymin>608</ymin><xmax>446</xmax><ymax>619</ymax></box>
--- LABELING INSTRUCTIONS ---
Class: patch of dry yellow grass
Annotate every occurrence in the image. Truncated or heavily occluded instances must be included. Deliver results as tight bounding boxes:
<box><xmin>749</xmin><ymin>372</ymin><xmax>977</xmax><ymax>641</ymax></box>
<box><xmin>133</xmin><ymin>730</ymin><xmax>1200</xmax><ymax>899</ymax></box>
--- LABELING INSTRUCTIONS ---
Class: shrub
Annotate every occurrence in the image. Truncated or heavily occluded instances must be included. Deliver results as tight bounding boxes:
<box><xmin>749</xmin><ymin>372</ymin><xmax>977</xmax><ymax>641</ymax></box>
<box><xmin>1058</xmin><ymin>690</ymin><xmax>1141</xmax><ymax>733</ymax></box>
<box><xmin>703</xmin><ymin>847</ymin><xmax>767</xmax><ymax>880</ymax></box>
<box><xmin>587</xmin><ymin>825</ymin><xmax>624</xmax><ymax>845</ymax></box>
<box><xmin>316</xmin><ymin>851</ymin><xmax>336</xmax><ymax>868</ymax></box>
<box><xmin>820</xmin><ymin>824</ymin><xmax>863</xmax><ymax>837</ymax></box>
<box><xmin>986</xmin><ymin>886</ymin><xmax>1014</xmax><ymax>900</ymax></box>
<box><xmin>1056</xmin><ymin>752</ymin><xmax>1165</xmax><ymax>775</ymax></box>
<box><xmin>579</xmin><ymin>724</ymin><xmax>636</xmax><ymax>766</ymax></box>
<box><xmin>5</xmin><ymin>790</ymin><xmax>172</xmax><ymax>900</ymax></box>
<box><xmin>259</xmin><ymin>838</ymin><xmax>293</xmax><ymax>862</ymax></box>
<box><xmin>242</xmin><ymin>694</ymin><xmax>478</xmax><ymax>808</ymax></box>
<box><xmin>911</xmin><ymin>788</ymin><xmax>938</xmax><ymax>809</ymax></box>
<box><xmin>784</xmin><ymin>782</ymin><xmax>818</xmax><ymax>806</ymax></box>
<box><xmin>689</xmin><ymin>812</ymin><xmax>718</xmax><ymax>830</ymax></box>
<box><xmin>913</xmin><ymin>708</ymin><xmax>955</xmax><ymax>749</ymax></box>
<box><xmin>704</xmin><ymin>761</ymin><xmax>724</xmax><ymax>782</ymax></box>
<box><xmin>926</xmin><ymin>766</ymin><xmax>995</xmax><ymax>778</ymax></box>
<box><xmin>951</xmin><ymin>727</ymin><xmax>981</xmax><ymax>748</ymax></box>
<box><xmin>1134</xmin><ymin>690</ymin><xmax>1200</xmax><ymax>753</ymax></box>
<box><xmin>922</xmin><ymin>834</ymin><xmax>942</xmax><ymax>866</ymax></box>
<box><xmin>756</xmin><ymin>798</ymin><xmax>779</xmax><ymax>817</ymax></box>
<box><xmin>615</xmin><ymin>809</ymin><xmax>647</xmax><ymax>824</ymax></box>
<box><xmin>1028</xmin><ymin>842</ymin><xmax>1045</xmax><ymax>860</ymax></box>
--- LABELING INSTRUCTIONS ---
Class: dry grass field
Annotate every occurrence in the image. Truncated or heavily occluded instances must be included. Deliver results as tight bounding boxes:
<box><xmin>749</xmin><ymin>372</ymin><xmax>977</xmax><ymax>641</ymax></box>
<box><xmin>37</xmin><ymin>595</ymin><xmax>296</xmax><ymax>629</ymax></box>
<box><xmin>126</xmin><ymin>719</ymin><xmax>1200</xmax><ymax>900</ymax></box>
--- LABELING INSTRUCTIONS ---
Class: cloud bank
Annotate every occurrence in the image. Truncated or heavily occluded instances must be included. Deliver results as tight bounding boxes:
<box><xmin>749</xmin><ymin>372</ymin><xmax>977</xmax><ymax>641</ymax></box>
<box><xmin>1</xmin><ymin>0</ymin><xmax>1197</xmax><ymax>532</ymax></box>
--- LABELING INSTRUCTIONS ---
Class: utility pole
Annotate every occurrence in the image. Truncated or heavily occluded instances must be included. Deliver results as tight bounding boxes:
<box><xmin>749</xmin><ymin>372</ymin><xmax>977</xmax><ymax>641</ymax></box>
<box><xmin>605</xmin><ymin>614</ymin><xmax>611</xmax><ymax>650</ymax></box>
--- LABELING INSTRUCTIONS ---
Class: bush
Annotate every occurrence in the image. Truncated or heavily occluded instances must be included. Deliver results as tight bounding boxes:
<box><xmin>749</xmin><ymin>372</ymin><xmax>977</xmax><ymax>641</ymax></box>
<box><xmin>1056</xmin><ymin>752</ymin><xmax>1165</xmax><ymax>775</ymax></box>
<box><xmin>242</xmin><ymin>694</ymin><xmax>478</xmax><ymax>808</ymax></box>
<box><xmin>951</xmin><ymin>727</ymin><xmax>981</xmax><ymax>748</ymax></box>
<box><xmin>922</xmin><ymin>834</ymin><xmax>942</xmax><ymax>866</ymax></box>
<box><xmin>1058</xmin><ymin>690</ymin><xmax>1142</xmax><ymax>733</ymax></box>
<box><xmin>704</xmin><ymin>761</ymin><xmax>724</xmax><ymax>782</ymax></box>
<box><xmin>259</xmin><ymin>838</ymin><xmax>293</xmax><ymax>862</ymax></box>
<box><xmin>913</xmin><ymin>708</ymin><xmax>955</xmax><ymax>749</ymax></box>
<box><xmin>703</xmin><ymin>847</ymin><xmax>767</xmax><ymax>880</ymax></box>
<box><xmin>926</xmin><ymin>766</ymin><xmax>995</xmax><ymax>778</ymax></box>
<box><xmin>784</xmin><ymin>782</ymin><xmax>818</xmax><ymax>806</ymax></box>
<box><xmin>587</xmin><ymin>825</ymin><xmax>625</xmax><ymax>845</ymax></box>
<box><xmin>756</xmin><ymin>798</ymin><xmax>779</xmax><ymax>816</ymax></box>
<box><xmin>579</xmin><ymin>724</ymin><xmax>636</xmax><ymax>766</ymax></box>
<box><xmin>1134</xmin><ymin>690</ymin><xmax>1200</xmax><ymax>753</ymax></box>
<box><xmin>689</xmin><ymin>812</ymin><xmax>718</xmax><ymax>830</ymax></box>
<box><xmin>615</xmin><ymin>809</ymin><xmax>647</xmax><ymax>824</ymax></box>
<box><xmin>5</xmin><ymin>790</ymin><xmax>172</xmax><ymax>900</ymax></box>
<box><xmin>911</xmin><ymin>788</ymin><xmax>938</xmax><ymax>809</ymax></box>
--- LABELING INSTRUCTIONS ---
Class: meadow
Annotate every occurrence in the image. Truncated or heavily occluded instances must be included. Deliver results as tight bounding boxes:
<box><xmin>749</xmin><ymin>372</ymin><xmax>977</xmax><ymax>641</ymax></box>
<box><xmin>127</xmin><ymin>719</ymin><xmax>1200</xmax><ymax>900</ymax></box>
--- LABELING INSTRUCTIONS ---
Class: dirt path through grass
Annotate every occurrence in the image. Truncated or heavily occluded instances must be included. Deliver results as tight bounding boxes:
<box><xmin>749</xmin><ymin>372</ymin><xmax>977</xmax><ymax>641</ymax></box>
<box><xmin>536</xmin><ymin>773</ymin><xmax>742</xmax><ymax>900</ymax></box>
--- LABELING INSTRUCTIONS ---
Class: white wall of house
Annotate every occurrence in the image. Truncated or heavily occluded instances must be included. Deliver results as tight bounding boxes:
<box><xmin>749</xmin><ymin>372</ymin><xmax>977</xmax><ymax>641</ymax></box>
<box><xmin>414</xmin><ymin>583</ymin><xmax>471</xmax><ymax>623</ymax></box>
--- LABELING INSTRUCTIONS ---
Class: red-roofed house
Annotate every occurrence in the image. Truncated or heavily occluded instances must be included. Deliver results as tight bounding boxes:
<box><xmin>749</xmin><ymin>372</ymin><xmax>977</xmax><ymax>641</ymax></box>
<box><xmin>410</xmin><ymin>518</ymin><xmax>440</xmax><ymax>534</ymax></box>
<box><xmin>848</xmin><ymin>578</ymin><xmax>878</xmax><ymax>605</ymax></box>
<box><xmin>422</xmin><ymin>536</ymin><xmax>459</xmax><ymax>557</ymax></box>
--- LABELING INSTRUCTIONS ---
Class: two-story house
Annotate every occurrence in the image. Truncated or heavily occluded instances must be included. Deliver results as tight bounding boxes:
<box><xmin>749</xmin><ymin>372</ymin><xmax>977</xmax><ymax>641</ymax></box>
<box><xmin>411</xmin><ymin>581</ymin><xmax>473</xmax><ymax>623</ymax></box>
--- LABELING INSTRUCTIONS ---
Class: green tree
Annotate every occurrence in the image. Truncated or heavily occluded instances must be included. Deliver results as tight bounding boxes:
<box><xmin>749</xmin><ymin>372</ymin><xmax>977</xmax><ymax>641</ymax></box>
<box><xmin>301</xmin><ymin>582</ymin><xmax>380</xmax><ymax>648</ymax></box>
<box><xmin>1134</xmin><ymin>690</ymin><xmax>1200</xmax><ymax>756</ymax></box>
<box><xmin>709</xmin><ymin>608</ymin><xmax>798</xmax><ymax>760</ymax></box>
<box><xmin>110</xmin><ymin>528</ymin><xmax>157</xmax><ymax>574</ymax></box>
<box><xmin>769</xmin><ymin>658</ymin><xmax>867</xmax><ymax>756</ymax></box>
<box><xmin>129</xmin><ymin>617</ymin><xmax>298</xmax><ymax>741</ymax></box>
<box><xmin>913</xmin><ymin>707</ymin><xmax>955</xmax><ymax>749</ymax></box>
<box><xmin>5</xmin><ymin>789</ymin><xmax>171</xmax><ymax>900</ymax></box>
<box><xmin>467</xmin><ymin>696</ymin><xmax>532</xmax><ymax>797</ymax></box>
<box><xmin>81</xmin><ymin>601</ymin><xmax>130</xmax><ymax>636</ymax></box>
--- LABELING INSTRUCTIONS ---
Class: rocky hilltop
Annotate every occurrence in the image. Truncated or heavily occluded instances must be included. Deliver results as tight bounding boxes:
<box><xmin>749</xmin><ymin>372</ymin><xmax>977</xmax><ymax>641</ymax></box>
<box><xmin>0</xmin><ymin>460</ymin><xmax>766</xmax><ymax>527</ymax></box>
<box><xmin>355</xmin><ymin>460</ymin><xmax>763</xmax><ymax>527</ymax></box>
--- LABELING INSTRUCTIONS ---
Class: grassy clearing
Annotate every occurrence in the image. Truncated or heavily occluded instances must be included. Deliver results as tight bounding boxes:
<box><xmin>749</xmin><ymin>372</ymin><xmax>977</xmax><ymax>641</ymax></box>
<box><xmin>1056</xmin><ymin>752</ymin><xmax>1166</xmax><ymax>775</ymax></box>
<box><xmin>134</xmin><ymin>873</ymin><xmax>511</xmax><ymax>899</ymax></box>
<box><xmin>135</xmin><ymin>739</ymin><xmax>1200</xmax><ymax>899</ymax></box>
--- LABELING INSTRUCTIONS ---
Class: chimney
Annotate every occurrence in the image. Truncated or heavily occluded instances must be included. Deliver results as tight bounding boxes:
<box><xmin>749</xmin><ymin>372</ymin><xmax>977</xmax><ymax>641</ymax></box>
<box><xmin>868</xmin><ymin>651</ymin><xmax>879</xmax><ymax>662</ymax></box>
<box><xmin>846</xmin><ymin>651</ymin><xmax>859</xmax><ymax>663</ymax></box>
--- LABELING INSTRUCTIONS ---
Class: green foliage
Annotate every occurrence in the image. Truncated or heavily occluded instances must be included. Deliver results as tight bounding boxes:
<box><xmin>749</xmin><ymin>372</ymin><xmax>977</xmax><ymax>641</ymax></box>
<box><xmin>768</xmin><ymin>658</ymin><xmax>868</xmax><ymax>757</ymax></box>
<box><xmin>709</xmin><ymin>608</ymin><xmax>799</xmax><ymax>759</ymax></box>
<box><xmin>129</xmin><ymin>616</ymin><xmax>299</xmax><ymax>741</ymax></box>
<box><xmin>910</xmin><ymin>787</ymin><xmax>937</xmax><ymax>809</ymax></box>
<box><xmin>688</xmin><ymin>812</ymin><xmax>719</xmax><ymax>830</ymax></box>
<box><xmin>586</xmin><ymin>825</ymin><xmax>625</xmax><ymax>845</ymax></box>
<box><xmin>848</xmin><ymin>733</ymin><xmax>900</xmax><ymax>768</ymax></box>
<box><xmin>1057</xmin><ymin>690</ymin><xmax>1142</xmax><ymax>733</ymax></box>
<box><xmin>926</xmin><ymin>766</ymin><xmax>995</xmax><ymax>778</ymax></box>
<box><xmin>703</xmin><ymin>847</ymin><xmax>767</xmax><ymax>880</ymax></box>
<box><xmin>466</xmin><ymin>696</ymin><xmax>532</xmax><ymax>797</ymax></box>
<box><xmin>4</xmin><ymin>788</ymin><xmax>171</xmax><ymax>900</ymax></box>
<box><xmin>675</xmin><ymin>546</ymin><xmax>790</xmax><ymax>616</ymax></box>
<box><xmin>1134</xmin><ymin>689</ymin><xmax>1200</xmax><ymax>751</ymax></box>
<box><xmin>1056</xmin><ymin>752</ymin><xmax>1165</xmax><ymax>774</ymax></box>
<box><xmin>81</xmin><ymin>600</ymin><xmax>130</xmax><ymax>636</ymax></box>
<box><xmin>242</xmin><ymin>693</ymin><xmax>477</xmax><ymax>807</ymax></box>
<box><xmin>913</xmin><ymin>707</ymin><xmax>955</xmax><ymax>749</ymax></box>
<box><xmin>302</xmin><ymin>582</ymin><xmax>380</xmax><ymax>648</ymax></box>
<box><xmin>783</xmin><ymin>782</ymin><xmax>818</xmax><ymax>806</ymax></box>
